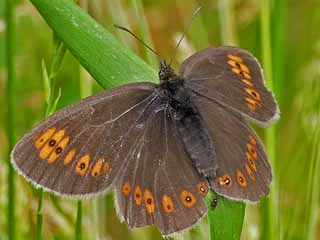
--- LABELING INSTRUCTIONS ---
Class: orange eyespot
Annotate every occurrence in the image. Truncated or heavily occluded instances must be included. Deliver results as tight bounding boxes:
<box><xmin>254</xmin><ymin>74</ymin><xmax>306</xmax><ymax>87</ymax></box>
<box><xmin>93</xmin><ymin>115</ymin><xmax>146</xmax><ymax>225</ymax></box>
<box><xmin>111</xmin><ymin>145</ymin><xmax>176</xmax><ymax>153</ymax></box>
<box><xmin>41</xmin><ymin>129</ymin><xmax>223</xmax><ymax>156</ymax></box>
<box><xmin>134</xmin><ymin>186</ymin><xmax>143</xmax><ymax>205</ymax></box>
<box><xmin>245</xmin><ymin>88</ymin><xmax>261</xmax><ymax>101</ymax></box>
<box><xmin>122</xmin><ymin>181</ymin><xmax>131</xmax><ymax>196</ymax></box>
<box><xmin>227</xmin><ymin>54</ymin><xmax>243</xmax><ymax>63</ymax></box>
<box><xmin>64</xmin><ymin>148</ymin><xmax>76</xmax><ymax>165</ymax></box>
<box><xmin>247</xmin><ymin>143</ymin><xmax>258</xmax><ymax>159</ymax></box>
<box><xmin>180</xmin><ymin>190</ymin><xmax>196</xmax><ymax>208</ymax></box>
<box><xmin>197</xmin><ymin>182</ymin><xmax>209</xmax><ymax>197</ymax></box>
<box><xmin>48</xmin><ymin>136</ymin><xmax>69</xmax><ymax>164</ymax></box>
<box><xmin>216</xmin><ymin>175</ymin><xmax>233</xmax><ymax>189</ymax></box>
<box><xmin>91</xmin><ymin>158</ymin><xmax>103</xmax><ymax>177</ymax></box>
<box><xmin>162</xmin><ymin>195</ymin><xmax>174</xmax><ymax>213</ymax></box>
<box><xmin>39</xmin><ymin>129</ymin><xmax>66</xmax><ymax>160</ymax></box>
<box><xmin>34</xmin><ymin>128</ymin><xmax>56</xmax><ymax>149</ymax></box>
<box><xmin>245</xmin><ymin>163</ymin><xmax>256</xmax><ymax>181</ymax></box>
<box><xmin>75</xmin><ymin>154</ymin><xmax>90</xmax><ymax>176</ymax></box>
<box><xmin>236</xmin><ymin>169</ymin><xmax>247</xmax><ymax>187</ymax></box>
<box><xmin>144</xmin><ymin>189</ymin><xmax>155</xmax><ymax>214</ymax></box>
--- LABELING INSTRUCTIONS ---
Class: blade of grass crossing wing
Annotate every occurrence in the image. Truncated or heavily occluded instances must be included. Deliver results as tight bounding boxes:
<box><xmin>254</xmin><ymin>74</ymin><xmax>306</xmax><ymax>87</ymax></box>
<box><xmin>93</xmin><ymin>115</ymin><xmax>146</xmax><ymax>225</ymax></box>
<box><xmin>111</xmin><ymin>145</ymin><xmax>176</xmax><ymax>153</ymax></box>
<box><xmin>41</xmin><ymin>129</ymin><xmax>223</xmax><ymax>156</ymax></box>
<box><xmin>29</xmin><ymin>0</ymin><xmax>158</xmax><ymax>89</ymax></box>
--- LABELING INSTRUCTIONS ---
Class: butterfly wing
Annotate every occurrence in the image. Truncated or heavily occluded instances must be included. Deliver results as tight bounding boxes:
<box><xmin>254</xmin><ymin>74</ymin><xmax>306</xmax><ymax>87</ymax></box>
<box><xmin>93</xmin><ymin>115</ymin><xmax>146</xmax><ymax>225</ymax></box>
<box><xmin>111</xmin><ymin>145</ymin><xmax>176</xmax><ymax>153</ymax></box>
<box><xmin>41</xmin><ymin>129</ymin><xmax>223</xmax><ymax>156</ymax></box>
<box><xmin>114</xmin><ymin>101</ymin><xmax>209</xmax><ymax>236</ymax></box>
<box><xmin>191</xmin><ymin>96</ymin><xmax>272</xmax><ymax>202</ymax></box>
<box><xmin>11</xmin><ymin>83</ymin><xmax>159</xmax><ymax>198</ymax></box>
<box><xmin>180</xmin><ymin>46</ymin><xmax>279</xmax><ymax>126</ymax></box>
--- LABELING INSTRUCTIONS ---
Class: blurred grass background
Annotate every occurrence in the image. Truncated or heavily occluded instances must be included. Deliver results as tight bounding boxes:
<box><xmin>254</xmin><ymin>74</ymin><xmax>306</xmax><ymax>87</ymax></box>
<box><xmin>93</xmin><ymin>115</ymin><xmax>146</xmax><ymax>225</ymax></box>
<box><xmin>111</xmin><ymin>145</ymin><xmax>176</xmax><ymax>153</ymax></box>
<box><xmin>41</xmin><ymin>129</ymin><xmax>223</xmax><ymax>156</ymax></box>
<box><xmin>0</xmin><ymin>0</ymin><xmax>319</xmax><ymax>239</ymax></box>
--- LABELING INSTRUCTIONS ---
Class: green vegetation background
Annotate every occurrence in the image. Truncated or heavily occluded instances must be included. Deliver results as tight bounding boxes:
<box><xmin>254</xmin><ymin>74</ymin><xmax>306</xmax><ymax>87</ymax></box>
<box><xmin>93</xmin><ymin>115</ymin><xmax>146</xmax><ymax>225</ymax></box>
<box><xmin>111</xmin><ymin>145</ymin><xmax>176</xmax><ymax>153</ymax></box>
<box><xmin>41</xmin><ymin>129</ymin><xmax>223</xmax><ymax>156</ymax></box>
<box><xmin>0</xmin><ymin>0</ymin><xmax>319</xmax><ymax>239</ymax></box>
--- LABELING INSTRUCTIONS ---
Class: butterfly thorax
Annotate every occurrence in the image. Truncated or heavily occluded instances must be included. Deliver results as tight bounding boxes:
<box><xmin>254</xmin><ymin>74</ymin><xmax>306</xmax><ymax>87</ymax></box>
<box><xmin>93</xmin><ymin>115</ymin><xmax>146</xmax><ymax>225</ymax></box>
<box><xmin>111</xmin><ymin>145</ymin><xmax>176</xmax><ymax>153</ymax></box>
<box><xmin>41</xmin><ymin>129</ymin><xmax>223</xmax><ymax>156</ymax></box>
<box><xmin>158</xmin><ymin>61</ymin><xmax>218</xmax><ymax>177</ymax></box>
<box><xmin>159</xmin><ymin>61</ymin><xmax>192</xmax><ymax>110</ymax></box>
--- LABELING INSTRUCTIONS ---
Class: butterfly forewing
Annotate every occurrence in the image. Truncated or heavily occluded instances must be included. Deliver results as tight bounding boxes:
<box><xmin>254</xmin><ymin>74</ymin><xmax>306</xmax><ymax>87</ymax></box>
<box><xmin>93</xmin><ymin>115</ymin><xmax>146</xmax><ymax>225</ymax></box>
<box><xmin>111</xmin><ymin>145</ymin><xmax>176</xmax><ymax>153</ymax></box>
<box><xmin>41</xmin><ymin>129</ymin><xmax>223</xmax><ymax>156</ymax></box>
<box><xmin>180</xmin><ymin>46</ymin><xmax>279</xmax><ymax>125</ymax></box>
<box><xmin>12</xmin><ymin>83</ymin><xmax>158</xmax><ymax>198</ymax></box>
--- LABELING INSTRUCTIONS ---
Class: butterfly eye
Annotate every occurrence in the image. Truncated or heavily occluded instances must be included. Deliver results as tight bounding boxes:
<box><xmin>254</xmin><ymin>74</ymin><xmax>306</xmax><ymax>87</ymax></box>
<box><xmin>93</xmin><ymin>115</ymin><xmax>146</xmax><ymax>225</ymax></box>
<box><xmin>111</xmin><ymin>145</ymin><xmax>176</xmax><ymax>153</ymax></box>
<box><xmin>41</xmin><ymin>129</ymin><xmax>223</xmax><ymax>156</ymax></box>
<box><xmin>162</xmin><ymin>195</ymin><xmax>174</xmax><ymax>213</ymax></box>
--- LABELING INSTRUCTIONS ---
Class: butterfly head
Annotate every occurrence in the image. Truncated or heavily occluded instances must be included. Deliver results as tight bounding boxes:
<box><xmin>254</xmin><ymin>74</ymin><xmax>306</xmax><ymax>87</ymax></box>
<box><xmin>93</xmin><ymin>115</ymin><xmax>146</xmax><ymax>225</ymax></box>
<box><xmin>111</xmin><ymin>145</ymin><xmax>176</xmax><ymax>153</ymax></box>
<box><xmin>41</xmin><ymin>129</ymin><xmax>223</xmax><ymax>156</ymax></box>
<box><xmin>159</xmin><ymin>60</ymin><xmax>177</xmax><ymax>83</ymax></box>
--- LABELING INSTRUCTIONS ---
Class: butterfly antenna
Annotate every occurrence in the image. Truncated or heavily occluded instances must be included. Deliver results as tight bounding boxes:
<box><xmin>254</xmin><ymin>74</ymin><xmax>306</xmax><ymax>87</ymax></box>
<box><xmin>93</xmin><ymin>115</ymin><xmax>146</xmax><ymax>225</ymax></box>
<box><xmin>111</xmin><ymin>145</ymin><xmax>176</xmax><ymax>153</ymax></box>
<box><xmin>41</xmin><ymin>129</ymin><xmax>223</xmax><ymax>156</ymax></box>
<box><xmin>113</xmin><ymin>24</ymin><xmax>162</xmax><ymax>60</ymax></box>
<box><xmin>169</xmin><ymin>6</ymin><xmax>202</xmax><ymax>65</ymax></box>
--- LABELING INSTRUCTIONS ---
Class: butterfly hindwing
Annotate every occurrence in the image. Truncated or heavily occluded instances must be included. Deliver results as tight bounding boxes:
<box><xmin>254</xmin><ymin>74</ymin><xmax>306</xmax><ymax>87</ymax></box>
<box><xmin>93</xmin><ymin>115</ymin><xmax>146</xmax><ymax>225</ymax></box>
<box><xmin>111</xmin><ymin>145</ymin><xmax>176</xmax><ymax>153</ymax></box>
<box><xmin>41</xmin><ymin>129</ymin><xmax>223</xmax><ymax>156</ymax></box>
<box><xmin>114</xmin><ymin>103</ymin><xmax>209</xmax><ymax>236</ymax></box>
<box><xmin>191</xmin><ymin>96</ymin><xmax>272</xmax><ymax>202</ymax></box>
<box><xmin>11</xmin><ymin>83</ymin><xmax>158</xmax><ymax>198</ymax></box>
<box><xmin>180</xmin><ymin>46</ymin><xmax>279</xmax><ymax>126</ymax></box>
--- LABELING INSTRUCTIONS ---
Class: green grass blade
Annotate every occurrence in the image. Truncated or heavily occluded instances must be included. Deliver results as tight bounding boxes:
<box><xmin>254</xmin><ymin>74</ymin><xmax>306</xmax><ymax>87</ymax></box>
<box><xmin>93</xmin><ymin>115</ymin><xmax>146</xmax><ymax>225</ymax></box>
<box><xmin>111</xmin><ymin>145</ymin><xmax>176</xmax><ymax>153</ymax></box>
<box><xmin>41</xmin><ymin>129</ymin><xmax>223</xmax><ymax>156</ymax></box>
<box><xmin>131</xmin><ymin>0</ymin><xmax>158</xmax><ymax>68</ymax></box>
<box><xmin>260</xmin><ymin>1</ymin><xmax>279</xmax><ymax>240</ymax></box>
<box><xmin>206</xmin><ymin>193</ymin><xmax>245</xmax><ymax>240</ymax></box>
<box><xmin>36</xmin><ymin>189</ymin><xmax>44</xmax><ymax>240</ymax></box>
<box><xmin>218</xmin><ymin>0</ymin><xmax>237</xmax><ymax>46</ymax></box>
<box><xmin>5</xmin><ymin>0</ymin><xmax>16</xmax><ymax>239</ymax></box>
<box><xmin>30</xmin><ymin>0</ymin><xmax>157</xmax><ymax>89</ymax></box>
<box><xmin>75</xmin><ymin>200</ymin><xmax>82</xmax><ymax>240</ymax></box>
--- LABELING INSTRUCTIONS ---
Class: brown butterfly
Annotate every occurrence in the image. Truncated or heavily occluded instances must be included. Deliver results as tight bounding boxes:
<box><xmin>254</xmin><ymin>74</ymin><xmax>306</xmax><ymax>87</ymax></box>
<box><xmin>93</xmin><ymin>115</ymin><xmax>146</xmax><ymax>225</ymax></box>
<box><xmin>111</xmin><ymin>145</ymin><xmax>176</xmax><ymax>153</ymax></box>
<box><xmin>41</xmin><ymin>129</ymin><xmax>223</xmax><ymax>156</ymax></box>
<box><xmin>12</xmin><ymin>46</ymin><xmax>279</xmax><ymax>236</ymax></box>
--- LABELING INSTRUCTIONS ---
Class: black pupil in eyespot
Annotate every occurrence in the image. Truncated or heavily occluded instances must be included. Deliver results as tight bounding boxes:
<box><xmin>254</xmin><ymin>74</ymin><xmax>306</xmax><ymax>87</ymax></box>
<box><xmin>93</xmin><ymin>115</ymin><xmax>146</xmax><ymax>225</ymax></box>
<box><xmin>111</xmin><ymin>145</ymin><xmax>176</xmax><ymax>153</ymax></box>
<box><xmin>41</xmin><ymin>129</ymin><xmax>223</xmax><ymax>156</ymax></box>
<box><xmin>49</xmin><ymin>140</ymin><xmax>56</xmax><ymax>146</ymax></box>
<box><xmin>147</xmin><ymin>199</ymin><xmax>152</xmax><ymax>204</ymax></box>
<box><xmin>55</xmin><ymin>147</ymin><xmax>62</xmax><ymax>153</ymax></box>
<box><xmin>80</xmin><ymin>163</ymin><xmax>86</xmax><ymax>169</ymax></box>
<box><xmin>186</xmin><ymin>196</ymin><xmax>192</xmax><ymax>202</ymax></box>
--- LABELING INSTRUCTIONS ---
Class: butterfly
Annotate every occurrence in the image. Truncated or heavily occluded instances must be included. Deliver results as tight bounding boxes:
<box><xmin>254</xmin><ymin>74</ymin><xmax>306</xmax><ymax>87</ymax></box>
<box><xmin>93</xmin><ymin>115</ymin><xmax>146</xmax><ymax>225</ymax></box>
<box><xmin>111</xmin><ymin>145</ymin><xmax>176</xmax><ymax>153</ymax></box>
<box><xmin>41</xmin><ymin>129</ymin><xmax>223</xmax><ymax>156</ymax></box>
<box><xmin>12</xmin><ymin>46</ymin><xmax>279</xmax><ymax>236</ymax></box>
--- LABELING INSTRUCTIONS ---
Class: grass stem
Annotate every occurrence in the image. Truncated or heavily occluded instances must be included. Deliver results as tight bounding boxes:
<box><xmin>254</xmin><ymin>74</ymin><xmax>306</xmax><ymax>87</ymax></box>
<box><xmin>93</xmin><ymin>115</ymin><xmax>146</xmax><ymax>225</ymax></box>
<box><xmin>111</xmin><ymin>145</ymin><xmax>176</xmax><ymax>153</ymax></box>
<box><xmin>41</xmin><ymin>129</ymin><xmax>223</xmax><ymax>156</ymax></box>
<box><xmin>35</xmin><ymin>34</ymin><xmax>67</xmax><ymax>240</ymax></box>
<box><xmin>75</xmin><ymin>201</ymin><xmax>82</xmax><ymax>240</ymax></box>
<box><xmin>5</xmin><ymin>0</ymin><xmax>16</xmax><ymax>239</ymax></box>
<box><xmin>260</xmin><ymin>1</ymin><xmax>279</xmax><ymax>239</ymax></box>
